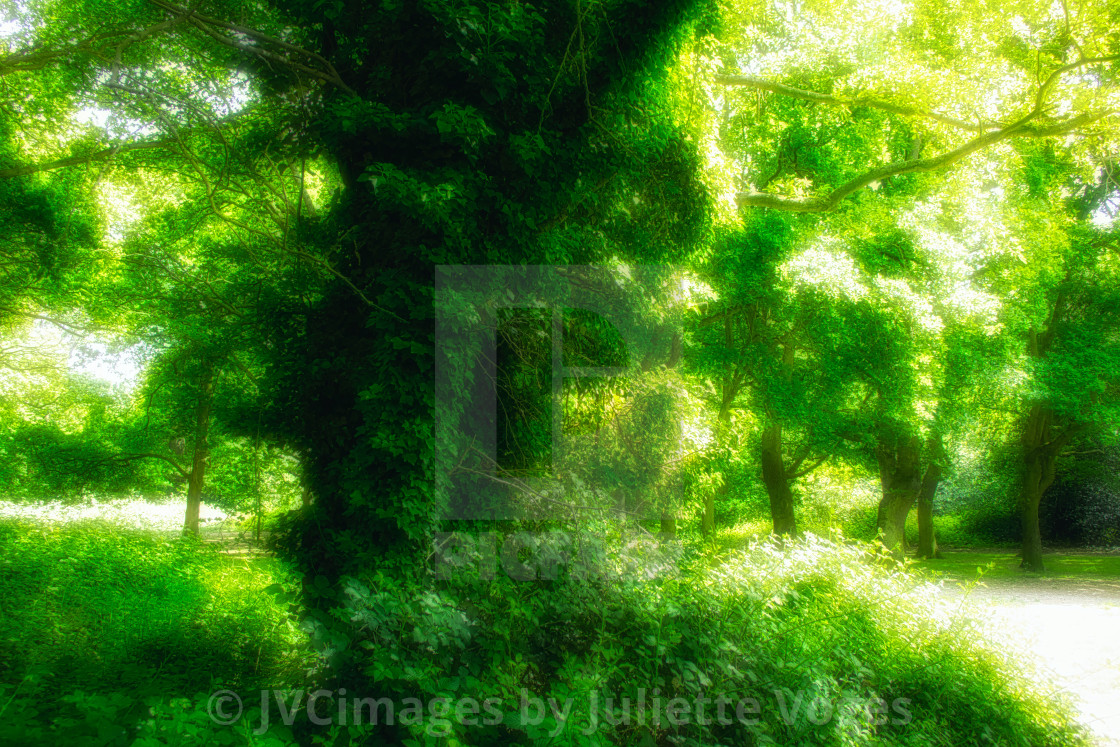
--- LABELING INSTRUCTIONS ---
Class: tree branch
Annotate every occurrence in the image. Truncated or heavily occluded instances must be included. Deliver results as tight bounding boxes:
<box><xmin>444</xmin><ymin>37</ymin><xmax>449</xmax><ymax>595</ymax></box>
<box><xmin>0</xmin><ymin>139</ymin><xmax>171</xmax><ymax>179</ymax></box>
<box><xmin>227</xmin><ymin>352</ymin><xmax>259</xmax><ymax>387</ymax></box>
<box><xmin>789</xmin><ymin>450</ymin><xmax>831</xmax><ymax>481</ymax></box>
<box><xmin>0</xmin><ymin>29</ymin><xmax>136</xmax><ymax>77</ymax></box>
<box><xmin>0</xmin><ymin>307</ymin><xmax>101</xmax><ymax>336</ymax></box>
<box><xmin>735</xmin><ymin>110</ymin><xmax>1111</xmax><ymax>213</ymax></box>
<box><xmin>146</xmin><ymin>0</ymin><xmax>355</xmax><ymax>94</ymax></box>
<box><xmin>1035</xmin><ymin>55</ymin><xmax>1120</xmax><ymax>112</ymax></box>
<box><xmin>714</xmin><ymin>74</ymin><xmax>990</xmax><ymax>132</ymax></box>
<box><xmin>110</xmin><ymin>452</ymin><xmax>190</xmax><ymax>479</ymax></box>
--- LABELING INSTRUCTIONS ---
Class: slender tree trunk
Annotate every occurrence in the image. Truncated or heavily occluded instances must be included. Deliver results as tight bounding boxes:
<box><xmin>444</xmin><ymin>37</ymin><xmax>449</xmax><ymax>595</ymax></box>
<box><xmin>916</xmin><ymin>462</ymin><xmax>941</xmax><ymax>559</ymax></box>
<box><xmin>660</xmin><ymin>331</ymin><xmax>682</xmax><ymax>539</ymax></box>
<box><xmin>659</xmin><ymin>513</ymin><xmax>677</xmax><ymax>539</ymax></box>
<box><xmin>1014</xmin><ymin>309</ymin><xmax>1074</xmax><ymax>571</ymax></box>
<box><xmin>876</xmin><ymin>435</ymin><xmax>922</xmax><ymax>557</ymax></box>
<box><xmin>703</xmin><ymin>391</ymin><xmax>734</xmax><ymax>539</ymax></box>
<box><xmin>760</xmin><ymin>422</ymin><xmax>796</xmax><ymax>535</ymax></box>
<box><xmin>184</xmin><ymin>361</ymin><xmax>215</xmax><ymax>536</ymax></box>
<box><xmin>1020</xmin><ymin>405</ymin><xmax>1059</xmax><ymax>572</ymax></box>
<box><xmin>701</xmin><ymin>480</ymin><xmax>724</xmax><ymax>538</ymax></box>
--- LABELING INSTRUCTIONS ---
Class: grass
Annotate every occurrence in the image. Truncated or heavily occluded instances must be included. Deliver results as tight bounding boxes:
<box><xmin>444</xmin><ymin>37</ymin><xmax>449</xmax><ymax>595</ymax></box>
<box><xmin>712</xmin><ymin>518</ymin><xmax>771</xmax><ymax>552</ymax></box>
<box><xmin>913</xmin><ymin>550</ymin><xmax>1120</xmax><ymax>581</ymax></box>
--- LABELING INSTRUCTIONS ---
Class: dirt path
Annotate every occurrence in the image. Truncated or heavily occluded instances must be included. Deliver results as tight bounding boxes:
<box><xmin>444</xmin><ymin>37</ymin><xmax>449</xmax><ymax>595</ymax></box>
<box><xmin>943</xmin><ymin>577</ymin><xmax>1120</xmax><ymax>746</ymax></box>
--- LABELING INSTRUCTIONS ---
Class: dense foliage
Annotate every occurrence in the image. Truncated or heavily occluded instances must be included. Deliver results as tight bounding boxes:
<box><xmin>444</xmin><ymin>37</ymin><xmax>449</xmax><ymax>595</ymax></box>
<box><xmin>0</xmin><ymin>0</ymin><xmax>1119</xmax><ymax>744</ymax></box>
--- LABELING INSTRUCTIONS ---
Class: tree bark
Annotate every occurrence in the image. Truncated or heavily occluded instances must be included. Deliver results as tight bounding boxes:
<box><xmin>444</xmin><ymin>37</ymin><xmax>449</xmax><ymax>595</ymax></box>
<box><xmin>916</xmin><ymin>462</ymin><xmax>941</xmax><ymax>559</ymax></box>
<box><xmin>760</xmin><ymin>422</ymin><xmax>796</xmax><ymax>535</ymax></box>
<box><xmin>701</xmin><ymin>479</ymin><xmax>723</xmax><ymax>538</ymax></box>
<box><xmin>1019</xmin><ymin>404</ymin><xmax>1060</xmax><ymax>572</ymax></box>
<box><xmin>659</xmin><ymin>512</ymin><xmax>677</xmax><ymax>539</ymax></box>
<box><xmin>1016</xmin><ymin>307</ymin><xmax>1073</xmax><ymax>571</ymax></box>
<box><xmin>640</xmin><ymin>328</ymin><xmax>683</xmax><ymax>540</ymax></box>
<box><xmin>184</xmin><ymin>361</ymin><xmax>216</xmax><ymax>536</ymax></box>
<box><xmin>876</xmin><ymin>434</ymin><xmax>922</xmax><ymax>557</ymax></box>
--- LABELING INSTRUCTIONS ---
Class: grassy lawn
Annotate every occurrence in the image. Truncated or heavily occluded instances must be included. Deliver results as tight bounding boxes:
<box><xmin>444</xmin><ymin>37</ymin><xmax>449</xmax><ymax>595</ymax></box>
<box><xmin>912</xmin><ymin>551</ymin><xmax>1120</xmax><ymax>582</ymax></box>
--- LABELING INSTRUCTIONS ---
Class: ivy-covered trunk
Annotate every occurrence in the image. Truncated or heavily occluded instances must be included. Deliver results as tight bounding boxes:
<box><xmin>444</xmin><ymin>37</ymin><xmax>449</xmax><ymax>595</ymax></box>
<box><xmin>761</xmin><ymin>422</ymin><xmax>796</xmax><ymax>536</ymax></box>
<box><xmin>1020</xmin><ymin>404</ymin><xmax>1059</xmax><ymax>572</ymax></box>
<box><xmin>184</xmin><ymin>361</ymin><xmax>215</xmax><ymax>536</ymax></box>
<box><xmin>916</xmin><ymin>462</ymin><xmax>941</xmax><ymax>559</ymax></box>
<box><xmin>876</xmin><ymin>434</ymin><xmax>922</xmax><ymax>557</ymax></box>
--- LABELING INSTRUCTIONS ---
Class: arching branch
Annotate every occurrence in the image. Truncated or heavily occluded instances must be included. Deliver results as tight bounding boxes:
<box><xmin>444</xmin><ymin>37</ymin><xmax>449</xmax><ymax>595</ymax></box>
<box><xmin>146</xmin><ymin>0</ymin><xmax>355</xmax><ymax>94</ymax></box>
<box><xmin>735</xmin><ymin>109</ymin><xmax>1112</xmax><ymax>213</ymax></box>
<box><xmin>105</xmin><ymin>452</ymin><xmax>191</xmax><ymax>480</ymax></box>
<box><xmin>714</xmin><ymin>74</ymin><xmax>990</xmax><ymax>132</ymax></box>
<box><xmin>0</xmin><ymin>29</ymin><xmax>137</xmax><ymax>77</ymax></box>
<box><xmin>788</xmin><ymin>450</ymin><xmax>831</xmax><ymax>481</ymax></box>
<box><xmin>0</xmin><ymin>139</ymin><xmax>171</xmax><ymax>179</ymax></box>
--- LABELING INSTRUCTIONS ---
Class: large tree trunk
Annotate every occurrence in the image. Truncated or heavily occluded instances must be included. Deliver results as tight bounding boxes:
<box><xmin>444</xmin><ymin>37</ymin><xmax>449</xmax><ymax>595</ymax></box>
<box><xmin>1019</xmin><ymin>481</ymin><xmax>1045</xmax><ymax>572</ymax></box>
<box><xmin>1019</xmin><ymin>405</ymin><xmax>1059</xmax><ymax>572</ymax></box>
<box><xmin>916</xmin><ymin>462</ymin><xmax>941</xmax><ymax>559</ymax></box>
<box><xmin>876</xmin><ymin>434</ymin><xmax>922</xmax><ymax>557</ymax></box>
<box><xmin>760</xmin><ymin>422</ymin><xmax>796</xmax><ymax>535</ymax></box>
<box><xmin>184</xmin><ymin>361</ymin><xmax>215</xmax><ymax>536</ymax></box>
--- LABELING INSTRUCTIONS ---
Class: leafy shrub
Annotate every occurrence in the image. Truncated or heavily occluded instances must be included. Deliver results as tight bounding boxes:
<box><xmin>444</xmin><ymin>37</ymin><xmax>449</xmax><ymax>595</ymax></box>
<box><xmin>903</xmin><ymin>509</ymin><xmax>1020</xmax><ymax>549</ymax></box>
<box><xmin>1042</xmin><ymin>478</ymin><xmax>1120</xmax><ymax>547</ymax></box>
<box><xmin>291</xmin><ymin>532</ymin><xmax>1086</xmax><ymax>746</ymax></box>
<box><xmin>798</xmin><ymin>474</ymin><xmax>881</xmax><ymax>541</ymax></box>
<box><xmin>934</xmin><ymin>446</ymin><xmax>1021</xmax><ymax>546</ymax></box>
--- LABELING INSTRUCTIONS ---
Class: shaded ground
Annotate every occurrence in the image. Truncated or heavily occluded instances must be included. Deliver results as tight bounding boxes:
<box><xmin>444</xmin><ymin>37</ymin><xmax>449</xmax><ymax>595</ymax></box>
<box><xmin>935</xmin><ymin>553</ymin><xmax>1120</xmax><ymax>746</ymax></box>
<box><xmin>197</xmin><ymin>523</ymin><xmax>274</xmax><ymax>556</ymax></box>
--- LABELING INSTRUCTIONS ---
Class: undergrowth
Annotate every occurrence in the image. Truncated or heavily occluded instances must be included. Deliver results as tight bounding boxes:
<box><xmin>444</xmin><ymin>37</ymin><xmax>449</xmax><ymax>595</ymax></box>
<box><xmin>0</xmin><ymin>518</ymin><xmax>311</xmax><ymax>746</ymax></box>
<box><xmin>0</xmin><ymin>519</ymin><xmax>1088</xmax><ymax>746</ymax></box>
<box><xmin>295</xmin><ymin>532</ymin><xmax>1087</xmax><ymax>746</ymax></box>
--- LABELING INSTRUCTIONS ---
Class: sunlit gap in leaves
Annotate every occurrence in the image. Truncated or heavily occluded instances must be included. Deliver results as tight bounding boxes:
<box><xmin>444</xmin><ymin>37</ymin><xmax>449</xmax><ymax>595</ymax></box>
<box><xmin>898</xmin><ymin>185</ymin><xmax>1006</xmax><ymax>330</ymax></box>
<box><xmin>0</xmin><ymin>498</ymin><xmax>227</xmax><ymax>530</ymax></box>
<box><xmin>0</xmin><ymin>18</ymin><xmax>21</xmax><ymax>39</ymax></box>
<box><xmin>781</xmin><ymin>238</ymin><xmax>868</xmax><ymax>301</ymax></box>
<box><xmin>66</xmin><ymin>336</ymin><xmax>146</xmax><ymax>392</ymax></box>
<box><xmin>9</xmin><ymin>318</ymin><xmax>144</xmax><ymax>395</ymax></box>
<box><xmin>730</xmin><ymin>0</ymin><xmax>912</xmax><ymax>78</ymax></box>
<box><xmin>73</xmin><ymin>66</ymin><xmax>256</xmax><ymax>141</ymax></box>
<box><xmin>0</xmin><ymin>1</ymin><xmax>32</xmax><ymax>42</ymax></box>
<box><xmin>1090</xmin><ymin>184</ymin><xmax>1119</xmax><ymax>229</ymax></box>
<box><xmin>0</xmin><ymin>321</ymin><xmax>140</xmax><ymax>443</ymax></box>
